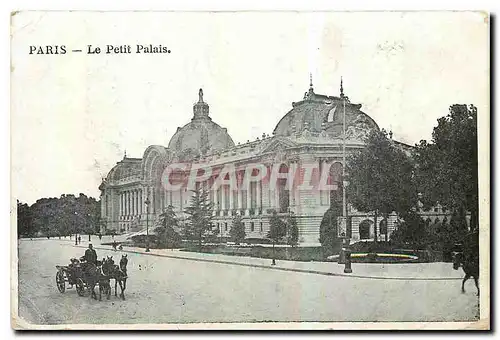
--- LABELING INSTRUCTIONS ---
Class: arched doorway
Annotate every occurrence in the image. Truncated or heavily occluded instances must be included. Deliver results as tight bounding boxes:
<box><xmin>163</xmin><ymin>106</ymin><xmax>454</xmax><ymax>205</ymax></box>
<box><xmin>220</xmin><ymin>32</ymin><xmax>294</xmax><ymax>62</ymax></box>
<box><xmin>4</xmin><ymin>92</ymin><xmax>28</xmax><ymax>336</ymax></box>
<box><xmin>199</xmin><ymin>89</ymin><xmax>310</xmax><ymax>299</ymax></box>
<box><xmin>380</xmin><ymin>219</ymin><xmax>387</xmax><ymax>235</ymax></box>
<box><xmin>359</xmin><ymin>219</ymin><xmax>373</xmax><ymax>240</ymax></box>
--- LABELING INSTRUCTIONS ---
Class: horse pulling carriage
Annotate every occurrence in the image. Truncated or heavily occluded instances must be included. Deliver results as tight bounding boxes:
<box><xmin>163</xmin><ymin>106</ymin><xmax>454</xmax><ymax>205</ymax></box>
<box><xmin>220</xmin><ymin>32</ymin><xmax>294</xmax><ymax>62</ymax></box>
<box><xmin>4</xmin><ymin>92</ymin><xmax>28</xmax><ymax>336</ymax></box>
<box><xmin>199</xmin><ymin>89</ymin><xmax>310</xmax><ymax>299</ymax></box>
<box><xmin>55</xmin><ymin>255</ymin><xmax>129</xmax><ymax>300</ymax></box>
<box><xmin>452</xmin><ymin>231</ymin><xmax>479</xmax><ymax>296</ymax></box>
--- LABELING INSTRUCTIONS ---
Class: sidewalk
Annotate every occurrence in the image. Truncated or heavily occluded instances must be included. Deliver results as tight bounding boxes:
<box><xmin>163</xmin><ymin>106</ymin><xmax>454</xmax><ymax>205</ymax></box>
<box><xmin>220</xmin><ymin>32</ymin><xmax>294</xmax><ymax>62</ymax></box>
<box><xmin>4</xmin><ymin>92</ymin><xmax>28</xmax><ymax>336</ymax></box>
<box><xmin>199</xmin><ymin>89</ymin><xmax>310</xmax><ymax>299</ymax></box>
<box><xmin>71</xmin><ymin>239</ymin><xmax>463</xmax><ymax>281</ymax></box>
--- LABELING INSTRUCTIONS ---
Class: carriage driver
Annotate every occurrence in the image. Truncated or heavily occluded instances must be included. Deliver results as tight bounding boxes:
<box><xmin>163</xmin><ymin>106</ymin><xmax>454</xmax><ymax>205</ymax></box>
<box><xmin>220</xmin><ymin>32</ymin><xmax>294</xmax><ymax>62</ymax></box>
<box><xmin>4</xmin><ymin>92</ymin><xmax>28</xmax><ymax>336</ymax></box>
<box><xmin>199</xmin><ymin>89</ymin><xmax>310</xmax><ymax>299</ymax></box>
<box><xmin>84</xmin><ymin>243</ymin><xmax>98</xmax><ymax>265</ymax></box>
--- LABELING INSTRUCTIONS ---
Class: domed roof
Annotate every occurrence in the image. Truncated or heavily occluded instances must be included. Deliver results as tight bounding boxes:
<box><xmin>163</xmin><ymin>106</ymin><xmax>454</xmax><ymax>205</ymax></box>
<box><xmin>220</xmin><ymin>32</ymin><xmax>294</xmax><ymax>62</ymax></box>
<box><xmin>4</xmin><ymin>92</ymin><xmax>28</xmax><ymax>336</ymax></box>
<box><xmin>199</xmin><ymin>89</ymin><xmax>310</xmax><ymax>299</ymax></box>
<box><xmin>168</xmin><ymin>89</ymin><xmax>235</xmax><ymax>160</ymax></box>
<box><xmin>273</xmin><ymin>80</ymin><xmax>379</xmax><ymax>141</ymax></box>
<box><xmin>106</xmin><ymin>156</ymin><xmax>142</xmax><ymax>181</ymax></box>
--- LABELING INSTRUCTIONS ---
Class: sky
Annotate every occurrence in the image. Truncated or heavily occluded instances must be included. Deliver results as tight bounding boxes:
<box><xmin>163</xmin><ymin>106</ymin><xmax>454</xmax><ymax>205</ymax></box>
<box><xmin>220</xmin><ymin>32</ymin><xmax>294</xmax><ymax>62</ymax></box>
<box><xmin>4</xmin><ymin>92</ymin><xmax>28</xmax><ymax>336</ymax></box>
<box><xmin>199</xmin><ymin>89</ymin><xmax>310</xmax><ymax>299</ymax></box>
<box><xmin>11</xmin><ymin>11</ymin><xmax>489</xmax><ymax>204</ymax></box>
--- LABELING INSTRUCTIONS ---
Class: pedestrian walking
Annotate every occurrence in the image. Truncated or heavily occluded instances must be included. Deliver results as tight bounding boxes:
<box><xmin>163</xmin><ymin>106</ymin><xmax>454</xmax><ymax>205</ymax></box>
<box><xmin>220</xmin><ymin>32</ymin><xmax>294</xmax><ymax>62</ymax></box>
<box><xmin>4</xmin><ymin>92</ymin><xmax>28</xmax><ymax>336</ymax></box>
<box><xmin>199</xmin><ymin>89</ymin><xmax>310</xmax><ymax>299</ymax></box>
<box><xmin>78</xmin><ymin>235</ymin><xmax>81</xmax><ymax>245</ymax></box>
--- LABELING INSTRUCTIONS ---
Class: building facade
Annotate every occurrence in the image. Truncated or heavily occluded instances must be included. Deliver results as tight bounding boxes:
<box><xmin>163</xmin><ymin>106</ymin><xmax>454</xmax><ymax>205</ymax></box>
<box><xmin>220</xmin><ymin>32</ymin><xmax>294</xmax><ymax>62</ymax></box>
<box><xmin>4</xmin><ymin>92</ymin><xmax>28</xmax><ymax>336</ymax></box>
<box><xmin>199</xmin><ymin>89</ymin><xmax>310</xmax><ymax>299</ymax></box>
<box><xmin>99</xmin><ymin>81</ymin><xmax>412</xmax><ymax>245</ymax></box>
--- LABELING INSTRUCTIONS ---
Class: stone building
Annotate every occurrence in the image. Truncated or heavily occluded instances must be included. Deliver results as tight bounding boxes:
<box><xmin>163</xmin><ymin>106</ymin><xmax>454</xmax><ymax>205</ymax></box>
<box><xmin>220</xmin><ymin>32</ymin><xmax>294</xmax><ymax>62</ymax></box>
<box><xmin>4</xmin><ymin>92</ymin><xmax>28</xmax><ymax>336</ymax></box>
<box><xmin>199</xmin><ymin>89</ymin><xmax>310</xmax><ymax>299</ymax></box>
<box><xmin>99</xmin><ymin>80</ymin><xmax>413</xmax><ymax>245</ymax></box>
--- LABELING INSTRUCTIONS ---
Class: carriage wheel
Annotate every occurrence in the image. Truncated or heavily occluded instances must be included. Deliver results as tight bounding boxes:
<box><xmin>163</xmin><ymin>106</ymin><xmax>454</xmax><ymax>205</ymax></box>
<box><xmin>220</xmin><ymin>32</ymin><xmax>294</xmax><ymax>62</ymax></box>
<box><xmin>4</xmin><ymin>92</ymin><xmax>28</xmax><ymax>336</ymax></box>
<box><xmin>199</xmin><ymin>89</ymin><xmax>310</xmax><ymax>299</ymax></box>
<box><xmin>56</xmin><ymin>271</ymin><xmax>65</xmax><ymax>293</ymax></box>
<box><xmin>76</xmin><ymin>278</ymin><xmax>86</xmax><ymax>296</ymax></box>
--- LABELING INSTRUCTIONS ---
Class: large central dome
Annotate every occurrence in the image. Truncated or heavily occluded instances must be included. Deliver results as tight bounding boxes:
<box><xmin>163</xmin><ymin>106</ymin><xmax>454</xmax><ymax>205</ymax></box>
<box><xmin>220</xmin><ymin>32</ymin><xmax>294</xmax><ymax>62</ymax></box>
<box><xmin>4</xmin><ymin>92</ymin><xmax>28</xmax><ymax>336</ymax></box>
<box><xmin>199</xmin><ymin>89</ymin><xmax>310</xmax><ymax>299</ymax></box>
<box><xmin>168</xmin><ymin>89</ymin><xmax>235</xmax><ymax>160</ymax></box>
<box><xmin>273</xmin><ymin>81</ymin><xmax>379</xmax><ymax>141</ymax></box>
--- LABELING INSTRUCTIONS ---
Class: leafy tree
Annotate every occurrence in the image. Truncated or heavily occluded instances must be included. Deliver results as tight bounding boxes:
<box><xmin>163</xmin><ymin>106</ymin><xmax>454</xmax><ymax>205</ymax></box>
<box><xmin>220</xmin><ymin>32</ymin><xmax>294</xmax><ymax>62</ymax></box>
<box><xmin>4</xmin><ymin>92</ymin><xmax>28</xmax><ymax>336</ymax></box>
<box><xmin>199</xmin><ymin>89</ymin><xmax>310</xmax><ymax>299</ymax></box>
<box><xmin>229</xmin><ymin>214</ymin><xmax>246</xmax><ymax>244</ymax></box>
<box><xmin>267</xmin><ymin>210</ymin><xmax>286</xmax><ymax>242</ymax></box>
<box><xmin>184</xmin><ymin>186</ymin><xmax>214</xmax><ymax>250</ymax></box>
<box><xmin>414</xmin><ymin>104</ymin><xmax>478</xmax><ymax>231</ymax></box>
<box><xmin>390</xmin><ymin>211</ymin><xmax>430</xmax><ymax>249</ymax></box>
<box><xmin>319</xmin><ymin>189</ymin><xmax>343</xmax><ymax>253</ymax></box>
<box><xmin>346</xmin><ymin>129</ymin><xmax>416</xmax><ymax>242</ymax></box>
<box><xmin>17</xmin><ymin>200</ymin><xmax>33</xmax><ymax>238</ymax></box>
<box><xmin>285</xmin><ymin>213</ymin><xmax>299</xmax><ymax>246</ymax></box>
<box><xmin>267</xmin><ymin>209</ymin><xmax>286</xmax><ymax>264</ymax></box>
<box><xmin>155</xmin><ymin>205</ymin><xmax>181</xmax><ymax>248</ymax></box>
<box><xmin>17</xmin><ymin>194</ymin><xmax>100</xmax><ymax>238</ymax></box>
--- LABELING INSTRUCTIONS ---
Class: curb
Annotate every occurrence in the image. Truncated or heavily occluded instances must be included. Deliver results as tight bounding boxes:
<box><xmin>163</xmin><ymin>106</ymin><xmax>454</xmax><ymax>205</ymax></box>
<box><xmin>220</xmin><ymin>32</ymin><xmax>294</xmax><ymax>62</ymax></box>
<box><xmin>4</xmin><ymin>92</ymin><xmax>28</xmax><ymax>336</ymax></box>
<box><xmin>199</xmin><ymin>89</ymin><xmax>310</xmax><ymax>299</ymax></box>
<box><xmin>70</xmin><ymin>244</ymin><xmax>462</xmax><ymax>281</ymax></box>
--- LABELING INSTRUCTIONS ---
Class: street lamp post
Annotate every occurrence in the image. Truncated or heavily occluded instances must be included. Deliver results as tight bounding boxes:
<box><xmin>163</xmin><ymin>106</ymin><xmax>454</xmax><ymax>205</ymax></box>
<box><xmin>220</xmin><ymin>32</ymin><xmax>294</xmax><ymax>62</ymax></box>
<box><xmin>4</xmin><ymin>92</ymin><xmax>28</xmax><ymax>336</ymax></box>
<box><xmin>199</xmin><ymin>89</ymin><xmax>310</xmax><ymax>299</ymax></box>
<box><xmin>74</xmin><ymin>211</ymin><xmax>78</xmax><ymax>246</ymax></box>
<box><xmin>87</xmin><ymin>213</ymin><xmax>91</xmax><ymax>242</ymax></box>
<box><xmin>341</xmin><ymin>78</ymin><xmax>352</xmax><ymax>274</ymax></box>
<box><xmin>145</xmin><ymin>196</ymin><xmax>151</xmax><ymax>252</ymax></box>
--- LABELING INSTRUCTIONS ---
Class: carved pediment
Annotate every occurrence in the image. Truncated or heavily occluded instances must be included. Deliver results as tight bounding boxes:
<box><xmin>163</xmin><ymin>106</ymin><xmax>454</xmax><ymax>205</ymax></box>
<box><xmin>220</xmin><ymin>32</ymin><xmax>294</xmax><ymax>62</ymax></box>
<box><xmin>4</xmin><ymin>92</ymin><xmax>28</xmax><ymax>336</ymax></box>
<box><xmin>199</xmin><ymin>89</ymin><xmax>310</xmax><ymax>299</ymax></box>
<box><xmin>258</xmin><ymin>137</ymin><xmax>297</xmax><ymax>155</ymax></box>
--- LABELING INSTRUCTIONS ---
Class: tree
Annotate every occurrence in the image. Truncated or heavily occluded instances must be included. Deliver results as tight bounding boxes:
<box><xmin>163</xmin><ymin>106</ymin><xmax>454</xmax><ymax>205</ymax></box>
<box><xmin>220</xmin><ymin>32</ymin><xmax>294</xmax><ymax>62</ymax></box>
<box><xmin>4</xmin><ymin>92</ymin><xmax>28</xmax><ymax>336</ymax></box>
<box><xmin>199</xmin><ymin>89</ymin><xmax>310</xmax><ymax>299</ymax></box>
<box><xmin>158</xmin><ymin>205</ymin><xmax>179</xmax><ymax>229</ymax></box>
<box><xmin>414</xmin><ymin>104</ymin><xmax>478</xmax><ymax>232</ymax></box>
<box><xmin>346</xmin><ymin>129</ymin><xmax>416</xmax><ymax>242</ymax></box>
<box><xmin>319</xmin><ymin>189</ymin><xmax>343</xmax><ymax>253</ymax></box>
<box><xmin>285</xmin><ymin>213</ymin><xmax>298</xmax><ymax>246</ymax></box>
<box><xmin>229</xmin><ymin>214</ymin><xmax>246</xmax><ymax>244</ymax></box>
<box><xmin>390</xmin><ymin>211</ymin><xmax>430</xmax><ymax>249</ymax></box>
<box><xmin>17</xmin><ymin>200</ymin><xmax>33</xmax><ymax>238</ymax></box>
<box><xmin>18</xmin><ymin>194</ymin><xmax>100</xmax><ymax>238</ymax></box>
<box><xmin>267</xmin><ymin>210</ymin><xmax>286</xmax><ymax>264</ymax></box>
<box><xmin>267</xmin><ymin>210</ymin><xmax>286</xmax><ymax>242</ymax></box>
<box><xmin>155</xmin><ymin>205</ymin><xmax>181</xmax><ymax>248</ymax></box>
<box><xmin>184</xmin><ymin>186</ymin><xmax>214</xmax><ymax>250</ymax></box>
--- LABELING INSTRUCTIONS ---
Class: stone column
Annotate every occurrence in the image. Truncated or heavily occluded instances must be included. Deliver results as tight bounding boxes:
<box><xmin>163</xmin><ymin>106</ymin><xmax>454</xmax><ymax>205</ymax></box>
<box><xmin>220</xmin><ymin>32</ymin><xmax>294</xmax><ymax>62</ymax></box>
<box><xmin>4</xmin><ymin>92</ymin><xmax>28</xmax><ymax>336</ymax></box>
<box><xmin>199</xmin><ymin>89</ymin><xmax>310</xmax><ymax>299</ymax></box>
<box><xmin>246</xmin><ymin>184</ymin><xmax>252</xmax><ymax>216</ymax></box>
<box><xmin>128</xmin><ymin>190</ymin><xmax>134</xmax><ymax>216</ymax></box>
<box><xmin>131</xmin><ymin>190</ymin><xmax>135</xmax><ymax>216</ymax></box>
<box><xmin>256</xmin><ymin>181</ymin><xmax>261</xmax><ymax>215</ymax></box>
<box><xmin>119</xmin><ymin>192</ymin><xmax>123</xmax><ymax>218</ymax></box>
<box><xmin>124</xmin><ymin>191</ymin><xmax>127</xmax><ymax>216</ymax></box>
<box><xmin>141</xmin><ymin>188</ymin><xmax>146</xmax><ymax>216</ymax></box>
<box><xmin>133</xmin><ymin>190</ymin><xmax>135</xmax><ymax>216</ymax></box>
<box><xmin>268</xmin><ymin>182</ymin><xmax>274</xmax><ymax>209</ymax></box>
<box><xmin>229</xmin><ymin>185</ymin><xmax>234</xmax><ymax>216</ymax></box>
<box><xmin>137</xmin><ymin>190</ymin><xmax>140</xmax><ymax>215</ymax></box>
<box><xmin>237</xmin><ymin>171</ymin><xmax>243</xmax><ymax>213</ymax></box>
<box><xmin>221</xmin><ymin>185</ymin><xmax>226</xmax><ymax>216</ymax></box>
<box><xmin>132</xmin><ymin>190</ymin><xmax>135</xmax><ymax>216</ymax></box>
<box><xmin>134</xmin><ymin>189</ymin><xmax>139</xmax><ymax>216</ymax></box>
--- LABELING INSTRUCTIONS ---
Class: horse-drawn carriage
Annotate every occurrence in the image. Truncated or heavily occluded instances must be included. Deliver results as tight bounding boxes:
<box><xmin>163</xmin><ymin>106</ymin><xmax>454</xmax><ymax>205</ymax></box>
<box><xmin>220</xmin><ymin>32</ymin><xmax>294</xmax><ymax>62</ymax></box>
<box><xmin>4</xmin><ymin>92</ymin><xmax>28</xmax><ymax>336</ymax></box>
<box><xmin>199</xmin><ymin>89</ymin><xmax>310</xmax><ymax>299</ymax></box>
<box><xmin>55</xmin><ymin>257</ymin><xmax>89</xmax><ymax>296</ymax></box>
<box><xmin>55</xmin><ymin>255</ymin><xmax>129</xmax><ymax>300</ymax></box>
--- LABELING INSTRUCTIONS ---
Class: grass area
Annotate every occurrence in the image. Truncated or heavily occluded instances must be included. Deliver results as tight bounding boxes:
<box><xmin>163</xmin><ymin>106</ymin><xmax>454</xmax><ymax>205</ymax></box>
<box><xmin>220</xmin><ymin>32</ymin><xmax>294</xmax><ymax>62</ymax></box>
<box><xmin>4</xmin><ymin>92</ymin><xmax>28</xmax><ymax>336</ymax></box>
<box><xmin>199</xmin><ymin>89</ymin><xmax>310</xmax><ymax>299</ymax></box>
<box><xmin>122</xmin><ymin>237</ymin><xmax>444</xmax><ymax>263</ymax></box>
<box><xmin>180</xmin><ymin>245</ymin><xmax>329</xmax><ymax>262</ymax></box>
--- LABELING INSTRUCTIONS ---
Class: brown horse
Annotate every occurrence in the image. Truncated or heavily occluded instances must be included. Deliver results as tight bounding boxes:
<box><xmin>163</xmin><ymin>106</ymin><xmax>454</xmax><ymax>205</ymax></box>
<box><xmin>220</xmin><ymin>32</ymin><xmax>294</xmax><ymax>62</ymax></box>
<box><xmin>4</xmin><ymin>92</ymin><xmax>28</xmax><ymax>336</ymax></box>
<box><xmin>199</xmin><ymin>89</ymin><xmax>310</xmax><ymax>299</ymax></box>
<box><xmin>81</xmin><ymin>261</ymin><xmax>111</xmax><ymax>301</ymax></box>
<box><xmin>453</xmin><ymin>252</ymin><xmax>479</xmax><ymax>296</ymax></box>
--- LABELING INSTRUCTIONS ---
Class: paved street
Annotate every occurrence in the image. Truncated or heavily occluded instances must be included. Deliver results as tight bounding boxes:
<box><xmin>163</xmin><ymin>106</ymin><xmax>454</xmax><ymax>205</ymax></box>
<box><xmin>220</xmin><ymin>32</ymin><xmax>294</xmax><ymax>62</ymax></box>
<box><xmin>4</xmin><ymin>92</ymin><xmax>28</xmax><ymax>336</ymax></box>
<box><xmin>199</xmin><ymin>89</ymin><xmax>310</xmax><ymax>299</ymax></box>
<box><xmin>16</xmin><ymin>239</ymin><xmax>479</xmax><ymax>325</ymax></box>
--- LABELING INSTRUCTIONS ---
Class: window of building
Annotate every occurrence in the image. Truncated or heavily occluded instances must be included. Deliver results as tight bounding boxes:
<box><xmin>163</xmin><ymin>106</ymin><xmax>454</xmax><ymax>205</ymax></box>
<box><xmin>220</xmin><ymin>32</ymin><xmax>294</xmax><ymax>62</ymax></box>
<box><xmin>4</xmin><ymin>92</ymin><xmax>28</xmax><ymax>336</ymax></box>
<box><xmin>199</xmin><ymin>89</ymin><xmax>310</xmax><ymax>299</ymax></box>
<box><xmin>260</xmin><ymin>222</ymin><xmax>263</xmax><ymax>232</ymax></box>
<box><xmin>250</xmin><ymin>222</ymin><xmax>255</xmax><ymax>232</ymax></box>
<box><xmin>225</xmin><ymin>222</ymin><xmax>228</xmax><ymax>231</ymax></box>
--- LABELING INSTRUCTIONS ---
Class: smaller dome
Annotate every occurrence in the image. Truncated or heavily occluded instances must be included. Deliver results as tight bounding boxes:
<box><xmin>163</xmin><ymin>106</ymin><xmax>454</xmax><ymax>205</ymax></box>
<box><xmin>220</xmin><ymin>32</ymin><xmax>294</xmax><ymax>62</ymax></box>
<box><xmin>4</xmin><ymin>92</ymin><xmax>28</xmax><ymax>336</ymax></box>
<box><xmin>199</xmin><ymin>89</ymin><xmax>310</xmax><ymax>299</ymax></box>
<box><xmin>106</xmin><ymin>157</ymin><xmax>141</xmax><ymax>181</ymax></box>
<box><xmin>168</xmin><ymin>89</ymin><xmax>235</xmax><ymax>160</ymax></box>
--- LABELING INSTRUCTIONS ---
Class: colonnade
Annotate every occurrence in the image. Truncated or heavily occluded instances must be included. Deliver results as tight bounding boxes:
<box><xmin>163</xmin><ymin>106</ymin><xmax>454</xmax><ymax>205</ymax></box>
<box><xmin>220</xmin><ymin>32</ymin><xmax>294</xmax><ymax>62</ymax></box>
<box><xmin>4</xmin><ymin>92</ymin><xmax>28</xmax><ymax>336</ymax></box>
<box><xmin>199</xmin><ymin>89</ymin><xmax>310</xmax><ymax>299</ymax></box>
<box><xmin>119</xmin><ymin>188</ymin><xmax>144</xmax><ymax>218</ymax></box>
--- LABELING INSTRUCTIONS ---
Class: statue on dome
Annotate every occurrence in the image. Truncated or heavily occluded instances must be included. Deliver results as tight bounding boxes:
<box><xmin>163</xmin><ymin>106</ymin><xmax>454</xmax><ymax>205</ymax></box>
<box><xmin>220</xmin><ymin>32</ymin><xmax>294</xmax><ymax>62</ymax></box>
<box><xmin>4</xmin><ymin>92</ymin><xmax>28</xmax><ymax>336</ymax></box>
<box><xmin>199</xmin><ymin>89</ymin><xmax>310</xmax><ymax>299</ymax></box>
<box><xmin>198</xmin><ymin>88</ymin><xmax>204</xmax><ymax>103</ymax></box>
